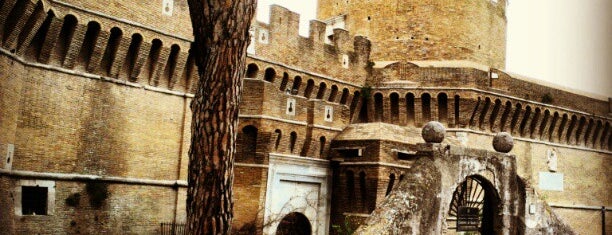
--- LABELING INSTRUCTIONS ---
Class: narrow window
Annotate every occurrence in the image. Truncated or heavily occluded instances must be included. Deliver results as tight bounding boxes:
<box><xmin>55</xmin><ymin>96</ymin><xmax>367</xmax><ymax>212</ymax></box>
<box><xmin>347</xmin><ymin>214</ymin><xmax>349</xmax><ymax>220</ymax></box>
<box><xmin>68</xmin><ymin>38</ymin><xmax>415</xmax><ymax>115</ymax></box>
<box><xmin>289</xmin><ymin>132</ymin><xmax>297</xmax><ymax>153</ymax></box>
<box><xmin>438</xmin><ymin>93</ymin><xmax>448</xmax><ymax>124</ymax></box>
<box><xmin>359</xmin><ymin>172</ymin><xmax>368</xmax><ymax>211</ymax></box>
<box><xmin>421</xmin><ymin>93</ymin><xmax>431</xmax><ymax>122</ymax></box>
<box><xmin>406</xmin><ymin>93</ymin><xmax>415</xmax><ymax>125</ymax></box>
<box><xmin>54</xmin><ymin>14</ymin><xmax>78</xmax><ymax>65</ymax></box>
<box><xmin>374</xmin><ymin>93</ymin><xmax>383</xmax><ymax>122</ymax></box>
<box><xmin>319</xmin><ymin>136</ymin><xmax>326</xmax><ymax>157</ymax></box>
<box><xmin>274</xmin><ymin>129</ymin><xmax>282</xmax><ymax>150</ymax></box>
<box><xmin>454</xmin><ymin>95</ymin><xmax>460</xmax><ymax>127</ymax></box>
<box><xmin>390</xmin><ymin>93</ymin><xmax>399</xmax><ymax>124</ymax></box>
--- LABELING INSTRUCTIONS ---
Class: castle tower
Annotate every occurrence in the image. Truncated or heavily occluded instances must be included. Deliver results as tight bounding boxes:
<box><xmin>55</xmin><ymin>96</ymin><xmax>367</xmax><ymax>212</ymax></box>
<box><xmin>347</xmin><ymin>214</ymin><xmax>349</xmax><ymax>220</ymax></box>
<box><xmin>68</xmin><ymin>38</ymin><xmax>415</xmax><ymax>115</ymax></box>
<box><xmin>317</xmin><ymin>0</ymin><xmax>507</xmax><ymax>69</ymax></box>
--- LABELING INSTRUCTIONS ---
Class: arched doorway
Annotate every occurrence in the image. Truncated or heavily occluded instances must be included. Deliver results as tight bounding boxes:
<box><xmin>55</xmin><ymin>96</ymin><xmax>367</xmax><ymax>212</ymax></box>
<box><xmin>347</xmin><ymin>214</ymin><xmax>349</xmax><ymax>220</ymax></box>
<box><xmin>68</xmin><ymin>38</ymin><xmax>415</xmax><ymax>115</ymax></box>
<box><xmin>275</xmin><ymin>212</ymin><xmax>312</xmax><ymax>235</ymax></box>
<box><xmin>448</xmin><ymin>175</ymin><xmax>502</xmax><ymax>234</ymax></box>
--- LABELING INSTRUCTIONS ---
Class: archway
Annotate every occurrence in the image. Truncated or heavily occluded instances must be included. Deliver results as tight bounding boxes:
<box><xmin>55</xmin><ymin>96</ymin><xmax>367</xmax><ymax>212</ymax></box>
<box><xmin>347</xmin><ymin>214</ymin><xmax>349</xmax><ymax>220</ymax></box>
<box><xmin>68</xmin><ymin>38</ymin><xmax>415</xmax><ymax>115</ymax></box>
<box><xmin>448</xmin><ymin>175</ymin><xmax>502</xmax><ymax>234</ymax></box>
<box><xmin>275</xmin><ymin>212</ymin><xmax>312</xmax><ymax>235</ymax></box>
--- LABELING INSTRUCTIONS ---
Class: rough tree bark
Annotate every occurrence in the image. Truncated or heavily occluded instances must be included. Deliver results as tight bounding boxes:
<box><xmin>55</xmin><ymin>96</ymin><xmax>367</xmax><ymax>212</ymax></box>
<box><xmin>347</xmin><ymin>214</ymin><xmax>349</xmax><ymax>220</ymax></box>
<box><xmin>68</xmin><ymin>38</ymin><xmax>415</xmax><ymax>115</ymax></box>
<box><xmin>186</xmin><ymin>0</ymin><xmax>257</xmax><ymax>234</ymax></box>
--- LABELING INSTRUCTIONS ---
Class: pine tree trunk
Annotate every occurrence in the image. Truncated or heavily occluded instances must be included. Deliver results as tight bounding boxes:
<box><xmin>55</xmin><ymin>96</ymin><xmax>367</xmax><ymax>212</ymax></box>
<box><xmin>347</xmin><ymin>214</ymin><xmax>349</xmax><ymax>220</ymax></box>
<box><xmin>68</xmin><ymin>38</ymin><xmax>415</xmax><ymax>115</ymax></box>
<box><xmin>185</xmin><ymin>0</ymin><xmax>256</xmax><ymax>234</ymax></box>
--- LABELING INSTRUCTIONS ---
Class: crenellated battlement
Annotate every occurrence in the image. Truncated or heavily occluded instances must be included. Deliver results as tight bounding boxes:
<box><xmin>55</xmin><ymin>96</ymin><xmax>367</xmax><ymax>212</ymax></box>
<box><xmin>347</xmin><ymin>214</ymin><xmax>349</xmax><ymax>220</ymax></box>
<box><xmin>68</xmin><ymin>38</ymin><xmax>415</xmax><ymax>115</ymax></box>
<box><xmin>249</xmin><ymin>5</ymin><xmax>371</xmax><ymax>85</ymax></box>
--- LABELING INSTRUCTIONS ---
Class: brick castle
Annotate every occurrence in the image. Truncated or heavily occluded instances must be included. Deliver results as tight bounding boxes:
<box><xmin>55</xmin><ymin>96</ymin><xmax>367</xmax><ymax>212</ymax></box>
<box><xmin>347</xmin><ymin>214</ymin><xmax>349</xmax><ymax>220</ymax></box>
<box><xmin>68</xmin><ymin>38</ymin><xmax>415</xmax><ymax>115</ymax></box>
<box><xmin>0</xmin><ymin>0</ymin><xmax>609</xmax><ymax>234</ymax></box>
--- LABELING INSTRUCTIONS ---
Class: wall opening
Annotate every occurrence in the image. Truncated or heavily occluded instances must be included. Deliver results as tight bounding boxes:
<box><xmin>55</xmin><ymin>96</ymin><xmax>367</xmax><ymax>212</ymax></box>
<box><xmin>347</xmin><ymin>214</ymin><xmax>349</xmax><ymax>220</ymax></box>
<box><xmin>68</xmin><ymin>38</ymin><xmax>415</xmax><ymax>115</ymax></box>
<box><xmin>438</xmin><ymin>93</ymin><xmax>448</xmax><ymax>124</ymax></box>
<box><xmin>359</xmin><ymin>172</ymin><xmax>368</xmax><ymax>211</ymax></box>
<box><xmin>328</xmin><ymin>85</ymin><xmax>338</xmax><ymax>102</ymax></box>
<box><xmin>279</xmin><ymin>72</ymin><xmax>289</xmax><ymax>92</ymax></box>
<box><xmin>499</xmin><ymin>101</ymin><xmax>512</xmax><ymax>132</ymax></box>
<box><xmin>539</xmin><ymin>110</ymin><xmax>550</xmax><ymax>140</ymax></box>
<box><xmin>421</xmin><ymin>93</ymin><xmax>431</xmax><ymax>122</ymax></box>
<box><xmin>122</xmin><ymin>33</ymin><xmax>143</xmax><ymax>81</ymax></box>
<box><xmin>163</xmin><ymin>44</ymin><xmax>180</xmax><ymax>86</ymax></box>
<box><xmin>350</xmin><ymin>91</ymin><xmax>361</xmax><ymax>120</ymax></box>
<box><xmin>489</xmin><ymin>99</ymin><xmax>501</xmax><ymax>131</ymax></box>
<box><xmin>291</xmin><ymin>76</ymin><xmax>302</xmax><ymax>95</ymax></box>
<box><xmin>478</xmin><ymin>98</ymin><xmax>491</xmax><ymax>130</ymax></box>
<box><xmin>518</xmin><ymin>106</ymin><xmax>532</xmax><ymax>137</ymax></box>
<box><xmin>565</xmin><ymin>115</ymin><xmax>577</xmax><ymax>144</ymax></box>
<box><xmin>54</xmin><ymin>14</ymin><xmax>78</xmax><ymax>65</ymax></box>
<box><xmin>274</xmin><ymin>129</ymin><xmax>282</xmax><ymax>151</ymax></box>
<box><xmin>319</xmin><ymin>136</ymin><xmax>326</xmax><ymax>158</ymax></box>
<box><xmin>448</xmin><ymin>175</ymin><xmax>501</xmax><ymax>234</ymax></box>
<box><xmin>246</xmin><ymin>63</ymin><xmax>259</xmax><ymax>78</ymax></box>
<box><xmin>101</xmin><ymin>27</ymin><xmax>123</xmax><ymax>76</ymax></box>
<box><xmin>509</xmin><ymin>103</ymin><xmax>522</xmax><ymax>134</ymax></box>
<box><xmin>22</xmin><ymin>186</ymin><xmax>48</xmax><ymax>215</ymax></box>
<box><xmin>529</xmin><ymin>108</ymin><xmax>541</xmax><ymax>139</ymax></box>
<box><xmin>237</xmin><ymin>125</ymin><xmax>258</xmax><ymax>161</ymax></box>
<box><xmin>454</xmin><ymin>95</ymin><xmax>460</xmax><ymax>127</ymax></box>
<box><xmin>146</xmin><ymin>39</ymin><xmax>163</xmax><ymax>83</ymax></box>
<box><xmin>549</xmin><ymin>112</ymin><xmax>559</xmax><ymax>141</ymax></box>
<box><xmin>77</xmin><ymin>21</ymin><xmax>101</xmax><ymax>69</ymax></box>
<box><xmin>304</xmin><ymin>79</ymin><xmax>315</xmax><ymax>98</ymax></box>
<box><xmin>340</xmin><ymin>88</ymin><xmax>349</xmax><ymax>105</ymax></box>
<box><xmin>264</xmin><ymin>67</ymin><xmax>276</xmax><ymax>82</ymax></box>
<box><xmin>275</xmin><ymin>212</ymin><xmax>312</xmax><ymax>235</ymax></box>
<box><xmin>390</xmin><ymin>93</ymin><xmax>399</xmax><ymax>124</ymax></box>
<box><xmin>316</xmin><ymin>82</ymin><xmax>327</xmax><ymax>99</ymax></box>
<box><xmin>405</xmin><ymin>93</ymin><xmax>415</xmax><ymax>125</ymax></box>
<box><xmin>557</xmin><ymin>114</ymin><xmax>568</xmax><ymax>143</ymax></box>
<box><xmin>289</xmin><ymin>132</ymin><xmax>297</xmax><ymax>153</ymax></box>
<box><xmin>374</xmin><ymin>93</ymin><xmax>384</xmax><ymax>122</ymax></box>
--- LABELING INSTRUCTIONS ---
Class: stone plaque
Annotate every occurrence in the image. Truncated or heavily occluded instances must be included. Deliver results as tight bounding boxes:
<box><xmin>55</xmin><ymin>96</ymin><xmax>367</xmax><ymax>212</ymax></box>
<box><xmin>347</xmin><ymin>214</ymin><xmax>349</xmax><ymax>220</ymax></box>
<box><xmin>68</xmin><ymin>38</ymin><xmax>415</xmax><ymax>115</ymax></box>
<box><xmin>324</xmin><ymin>106</ymin><xmax>333</xmax><ymax>122</ymax></box>
<box><xmin>539</xmin><ymin>172</ymin><xmax>563</xmax><ymax>191</ymax></box>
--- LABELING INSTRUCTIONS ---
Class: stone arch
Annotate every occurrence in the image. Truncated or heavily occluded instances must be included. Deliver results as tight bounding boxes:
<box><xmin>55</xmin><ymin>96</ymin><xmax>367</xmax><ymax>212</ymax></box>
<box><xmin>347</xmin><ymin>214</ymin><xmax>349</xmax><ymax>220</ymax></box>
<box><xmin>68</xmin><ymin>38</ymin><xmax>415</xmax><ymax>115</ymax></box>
<box><xmin>163</xmin><ymin>44</ymin><xmax>181</xmax><ymax>86</ymax></box>
<box><xmin>340</xmin><ymin>88</ymin><xmax>350</xmax><ymax>105</ymax></box>
<box><xmin>304</xmin><ymin>79</ymin><xmax>315</xmax><ymax>98</ymax></box>
<box><xmin>245</xmin><ymin>63</ymin><xmax>259</xmax><ymax>78</ymax></box>
<box><xmin>122</xmin><ymin>33</ymin><xmax>143</xmax><ymax>81</ymax></box>
<box><xmin>77</xmin><ymin>21</ymin><xmax>101</xmax><ymax>69</ymax></box>
<box><xmin>316</xmin><ymin>82</ymin><xmax>327</xmax><ymax>99</ymax></box>
<box><xmin>328</xmin><ymin>85</ymin><xmax>338</xmax><ymax>102</ymax></box>
<box><xmin>279</xmin><ymin>72</ymin><xmax>289</xmax><ymax>92</ymax></box>
<box><xmin>448</xmin><ymin>175</ymin><xmax>502</xmax><ymax>234</ymax></box>
<box><xmin>145</xmin><ymin>38</ymin><xmax>163</xmax><ymax>84</ymax></box>
<box><xmin>291</xmin><ymin>76</ymin><xmax>302</xmax><ymax>95</ymax></box>
<box><xmin>275</xmin><ymin>212</ymin><xmax>312</xmax><ymax>235</ymax></box>
<box><xmin>101</xmin><ymin>27</ymin><xmax>123</xmax><ymax>76</ymax></box>
<box><xmin>54</xmin><ymin>14</ymin><xmax>78</xmax><ymax>65</ymax></box>
<box><xmin>264</xmin><ymin>67</ymin><xmax>276</xmax><ymax>82</ymax></box>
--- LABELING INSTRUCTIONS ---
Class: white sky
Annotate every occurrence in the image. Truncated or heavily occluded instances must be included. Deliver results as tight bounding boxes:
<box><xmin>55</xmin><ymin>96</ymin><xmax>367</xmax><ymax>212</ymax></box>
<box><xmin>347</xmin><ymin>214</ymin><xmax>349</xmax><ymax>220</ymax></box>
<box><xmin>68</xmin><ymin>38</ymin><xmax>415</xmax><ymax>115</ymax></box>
<box><xmin>256</xmin><ymin>0</ymin><xmax>611</xmax><ymax>98</ymax></box>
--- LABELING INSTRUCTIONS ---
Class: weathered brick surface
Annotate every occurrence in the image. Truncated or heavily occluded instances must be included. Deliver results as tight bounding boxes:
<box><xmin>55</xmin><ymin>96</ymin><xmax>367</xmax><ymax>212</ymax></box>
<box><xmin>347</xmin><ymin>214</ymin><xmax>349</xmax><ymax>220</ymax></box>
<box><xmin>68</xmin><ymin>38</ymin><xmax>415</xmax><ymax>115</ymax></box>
<box><xmin>0</xmin><ymin>0</ymin><xmax>609</xmax><ymax>234</ymax></box>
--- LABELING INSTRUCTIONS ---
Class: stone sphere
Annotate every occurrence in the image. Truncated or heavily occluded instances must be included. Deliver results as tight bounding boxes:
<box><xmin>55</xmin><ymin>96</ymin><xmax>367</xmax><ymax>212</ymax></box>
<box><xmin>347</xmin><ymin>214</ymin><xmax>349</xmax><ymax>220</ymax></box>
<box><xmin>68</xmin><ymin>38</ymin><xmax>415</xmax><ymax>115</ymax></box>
<box><xmin>421</xmin><ymin>121</ymin><xmax>446</xmax><ymax>143</ymax></box>
<box><xmin>493</xmin><ymin>132</ymin><xmax>514</xmax><ymax>153</ymax></box>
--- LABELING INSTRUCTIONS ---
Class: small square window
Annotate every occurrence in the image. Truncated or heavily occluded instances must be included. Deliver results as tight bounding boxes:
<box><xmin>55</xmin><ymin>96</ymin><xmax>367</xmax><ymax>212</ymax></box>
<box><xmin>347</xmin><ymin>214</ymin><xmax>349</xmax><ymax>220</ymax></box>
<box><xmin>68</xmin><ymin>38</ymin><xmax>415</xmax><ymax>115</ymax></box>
<box><xmin>22</xmin><ymin>186</ymin><xmax>48</xmax><ymax>215</ymax></box>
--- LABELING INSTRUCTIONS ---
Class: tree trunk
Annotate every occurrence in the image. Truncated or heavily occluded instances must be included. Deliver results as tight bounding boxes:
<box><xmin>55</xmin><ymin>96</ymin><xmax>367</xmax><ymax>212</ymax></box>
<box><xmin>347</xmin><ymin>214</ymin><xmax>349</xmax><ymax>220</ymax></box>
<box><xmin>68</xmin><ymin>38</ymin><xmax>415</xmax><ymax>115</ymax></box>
<box><xmin>186</xmin><ymin>0</ymin><xmax>257</xmax><ymax>234</ymax></box>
